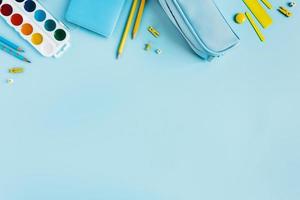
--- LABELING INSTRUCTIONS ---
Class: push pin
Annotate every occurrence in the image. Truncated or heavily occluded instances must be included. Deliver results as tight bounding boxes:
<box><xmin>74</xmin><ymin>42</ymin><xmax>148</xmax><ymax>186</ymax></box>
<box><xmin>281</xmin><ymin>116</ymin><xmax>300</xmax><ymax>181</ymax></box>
<box><xmin>7</xmin><ymin>79</ymin><xmax>14</xmax><ymax>85</ymax></box>
<box><xmin>288</xmin><ymin>2</ymin><xmax>296</xmax><ymax>7</ymax></box>
<box><xmin>148</xmin><ymin>26</ymin><xmax>160</xmax><ymax>38</ymax></box>
<box><xmin>155</xmin><ymin>49</ymin><xmax>162</xmax><ymax>55</ymax></box>
<box><xmin>144</xmin><ymin>43</ymin><xmax>152</xmax><ymax>51</ymax></box>
<box><xmin>234</xmin><ymin>13</ymin><xmax>246</xmax><ymax>24</ymax></box>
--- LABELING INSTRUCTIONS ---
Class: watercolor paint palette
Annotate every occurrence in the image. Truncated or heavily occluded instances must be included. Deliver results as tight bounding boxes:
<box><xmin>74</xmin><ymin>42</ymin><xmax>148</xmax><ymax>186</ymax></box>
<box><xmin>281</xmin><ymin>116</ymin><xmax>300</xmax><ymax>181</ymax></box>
<box><xmin>0</xmin><ymin>0</ymin><xmax>70</xmax><ymax>57</ymax></box>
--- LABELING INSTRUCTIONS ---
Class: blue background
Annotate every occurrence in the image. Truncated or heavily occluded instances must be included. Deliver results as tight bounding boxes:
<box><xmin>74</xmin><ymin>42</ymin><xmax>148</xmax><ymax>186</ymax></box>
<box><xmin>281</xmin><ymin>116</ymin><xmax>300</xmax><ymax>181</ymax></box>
<box><xmin>1</xmin><ymin>0</ymin><xmax>299</xmax><ymax>199</ymax></box>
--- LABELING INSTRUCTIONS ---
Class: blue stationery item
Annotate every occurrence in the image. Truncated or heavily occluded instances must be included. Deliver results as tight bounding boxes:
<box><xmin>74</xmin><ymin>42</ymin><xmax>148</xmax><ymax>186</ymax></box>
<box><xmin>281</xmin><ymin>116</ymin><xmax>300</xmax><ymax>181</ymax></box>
<box><xmin>65</xmin><ymin>0</ymin><xmax>126</xmax><ymax>37</ymax></box>
<box><xmin>159</xmin><ymin>0</ymin><xmax>240</xmax><ymax>61</ymax></box>
<box><xmin>0</xmin><ymin>36</ymin><xmax>24</xmax><ymax>52</ymax></box>
<box><xmin>0</xmin><ymin>43</ymin><xmax>30</xmax><ymax>63</ymax></box>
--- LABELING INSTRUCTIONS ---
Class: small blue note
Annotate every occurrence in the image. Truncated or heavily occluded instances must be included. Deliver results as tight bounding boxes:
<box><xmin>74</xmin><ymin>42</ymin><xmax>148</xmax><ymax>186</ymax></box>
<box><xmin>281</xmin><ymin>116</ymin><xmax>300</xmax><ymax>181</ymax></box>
<box><xmin>65</xmin><ymin>0</ymin><xmax>126</xmax><ymax>37</ymax></box>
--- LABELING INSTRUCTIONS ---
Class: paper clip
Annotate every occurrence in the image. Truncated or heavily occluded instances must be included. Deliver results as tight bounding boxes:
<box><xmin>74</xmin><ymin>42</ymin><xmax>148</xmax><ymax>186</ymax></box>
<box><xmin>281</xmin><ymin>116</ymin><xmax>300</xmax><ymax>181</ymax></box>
<box><xmin>278</xmin><ymin>6</ymin><xmax>292</xmax><ymax>17</ymax></box>
<box><xmin>148</xmin><ymin>26</ymin><xmax>160</xmax><ymax>38</ymax></box>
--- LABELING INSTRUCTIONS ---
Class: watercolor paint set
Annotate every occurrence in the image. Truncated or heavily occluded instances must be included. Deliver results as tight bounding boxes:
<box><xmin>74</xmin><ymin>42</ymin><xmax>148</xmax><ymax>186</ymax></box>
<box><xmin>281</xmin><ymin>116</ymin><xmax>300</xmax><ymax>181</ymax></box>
<box><xmin>0</xmin><ymin>0</ymin><xmax>70</xmax><ymax>57</ymax></box>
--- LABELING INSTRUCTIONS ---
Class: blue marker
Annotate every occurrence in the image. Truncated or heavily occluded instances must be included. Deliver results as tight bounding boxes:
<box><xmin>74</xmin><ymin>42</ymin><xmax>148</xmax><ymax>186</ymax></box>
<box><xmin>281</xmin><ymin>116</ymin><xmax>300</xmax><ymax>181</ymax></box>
<box><xmin>0</xmin><ymin>43</ymin><xmax>30</xmax><ymax>63</ymax></box>
<box><xmin>0</xmin><ymin>35</ymin><xmax>24</xmax><ymax>52</ymax></box>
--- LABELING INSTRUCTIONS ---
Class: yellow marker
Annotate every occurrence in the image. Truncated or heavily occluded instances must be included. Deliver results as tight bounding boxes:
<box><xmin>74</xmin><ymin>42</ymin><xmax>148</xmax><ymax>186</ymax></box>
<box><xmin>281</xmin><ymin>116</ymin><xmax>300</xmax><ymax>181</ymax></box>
<box><xmin>245</xmin><ymin>12</ymin><xmax>265</xmax><ymax>42</ymax></box>
<box><xmin>9</xmin><ymin>67</ymin><xmax>24</xmax><ymax>74</ymax></box>
<box><xmin>117</xmin><ymin>0</ymin><xmax>138</xmax><ymax>59</ymax></box>
<box><xmin>132</xmin><ymin>0</ymin><xmax>147</xmax><ymax>39</ymax></box>
<box><xmin>278</xmin><ymin>6</ymin><xmax>292</xmax><ymax>17</ymax></box>
<box><xmin>261</xmin><ymin>0</ymin><xmax>273</xmax><ymax>9</ymax></box>
<box><xmin>243</xmin><ymin>0</ymin><xmax>273</xmax><ymax>28</ymax></box>
<box><xmin>148</xmin><ymin>26</ymin><xmax>160</xmax><ymax>38</ymax></box>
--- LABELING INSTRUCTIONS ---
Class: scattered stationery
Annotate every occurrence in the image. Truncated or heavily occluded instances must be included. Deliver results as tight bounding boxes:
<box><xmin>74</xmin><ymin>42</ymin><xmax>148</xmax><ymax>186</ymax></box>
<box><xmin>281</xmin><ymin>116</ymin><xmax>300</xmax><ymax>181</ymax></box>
<box><xmin>243</xmin><ymin>0</ymin><xmax>273</xmax><ymax>28</ymax></box>
<box><xmin>117</xmin><ymin>0</ymin><xmax>139</xmax><ymax>59</ymax></box>
<box><xmin>0</xmin><ymin>43</ymin><xmax>31</xmax><ymax>63</ymax></box>
<box><xmin>132</xmin><ymin>0</ymin><xmax>147</xmax><ymax>39</ymax></box>
<box><xmin>0</xmin><ymin>0</ymin><xmax>70</xmax><ymax>57</ymax></box>
<box><xmin>65</xmin><ymin>0</ymin><xmax>126</xmax><ymax>38</ymax></box>
<box><xmin>0</xmin><ymin>35</ymin><xmax>24</xmax><ymax>52</ymax></box>
<box><xmin>245</xmin><ymin>12</ymin><xmax>265</xmax><ymax>42</ymax></box>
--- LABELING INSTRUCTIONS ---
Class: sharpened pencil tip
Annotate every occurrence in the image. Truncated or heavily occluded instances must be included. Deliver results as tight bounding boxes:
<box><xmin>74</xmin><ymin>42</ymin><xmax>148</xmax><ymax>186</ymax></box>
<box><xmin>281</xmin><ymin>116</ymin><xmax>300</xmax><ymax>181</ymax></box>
<box><xmin>132</xmin><ymin>33</ymin><xmax>136</xmax><ymax>39</ymax></box>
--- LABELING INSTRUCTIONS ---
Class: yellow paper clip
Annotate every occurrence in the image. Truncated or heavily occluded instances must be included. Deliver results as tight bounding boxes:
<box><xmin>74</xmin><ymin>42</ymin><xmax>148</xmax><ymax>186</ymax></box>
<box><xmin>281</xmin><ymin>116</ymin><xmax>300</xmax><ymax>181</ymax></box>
<box><xmin>148</xmin><ymin>26</ymin><xmax>160</xmax><ymax>38</ymax></box>
<box><xmin>278</xmin><ymin>6</ymin><xmax>292</xmax><ymax>17</ymax></box>
<box><xmin>9</xmin><ymin>67</ymin><xmax>24</xmax><ymax>74</ymax></box>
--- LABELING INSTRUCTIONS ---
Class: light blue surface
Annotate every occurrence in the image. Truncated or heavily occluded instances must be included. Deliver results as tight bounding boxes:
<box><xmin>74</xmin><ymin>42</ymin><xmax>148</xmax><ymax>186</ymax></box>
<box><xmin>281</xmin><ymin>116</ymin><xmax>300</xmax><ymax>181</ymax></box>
<box><xmin>0</xmin><ymin>0</ymin><xmax>300</xmax><ymax>199</ymax></box>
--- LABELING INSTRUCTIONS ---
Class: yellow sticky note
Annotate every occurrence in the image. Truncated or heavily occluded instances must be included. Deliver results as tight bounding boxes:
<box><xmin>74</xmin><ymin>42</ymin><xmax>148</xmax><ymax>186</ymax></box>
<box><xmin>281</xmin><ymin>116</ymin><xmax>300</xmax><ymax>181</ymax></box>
<box><xmin>243</xmin><ymin>0</ymin><xmax>273</xmax><ymax>28</ymax></box>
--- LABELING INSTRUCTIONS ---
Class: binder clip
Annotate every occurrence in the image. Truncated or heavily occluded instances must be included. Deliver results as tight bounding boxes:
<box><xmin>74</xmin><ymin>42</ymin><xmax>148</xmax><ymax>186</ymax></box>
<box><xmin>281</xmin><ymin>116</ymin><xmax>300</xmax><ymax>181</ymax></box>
<box><xmin>278</xmin><ymin>6</ymin><xmax>292</xmax><ymax>17</ymax></box>
<box><xmin>148</xmin><ymin>26</ymin><xmax>160</xmax><ymax>38</ymax></box>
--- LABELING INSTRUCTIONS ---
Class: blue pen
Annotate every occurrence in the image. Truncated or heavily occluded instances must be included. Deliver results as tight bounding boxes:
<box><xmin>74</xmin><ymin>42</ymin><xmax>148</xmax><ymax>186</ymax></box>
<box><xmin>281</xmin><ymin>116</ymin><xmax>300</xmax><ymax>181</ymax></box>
<box><xmin>0</xmin><ymin>43</ymin><xmax>31</xmax><ymax>63</ymax></box>
<box><xmin>0</xmin><ymin>36</ymin><xmax>24</xmax><ymax>52</ymax></box>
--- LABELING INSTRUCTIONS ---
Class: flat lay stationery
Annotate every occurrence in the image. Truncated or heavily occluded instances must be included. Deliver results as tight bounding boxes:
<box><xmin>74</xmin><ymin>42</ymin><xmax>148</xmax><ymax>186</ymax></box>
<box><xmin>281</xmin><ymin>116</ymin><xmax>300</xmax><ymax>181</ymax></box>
<box><xmin>0</xmin><ymin>0</ymin><xmax>298</xmax><ymax>85</ymax></box>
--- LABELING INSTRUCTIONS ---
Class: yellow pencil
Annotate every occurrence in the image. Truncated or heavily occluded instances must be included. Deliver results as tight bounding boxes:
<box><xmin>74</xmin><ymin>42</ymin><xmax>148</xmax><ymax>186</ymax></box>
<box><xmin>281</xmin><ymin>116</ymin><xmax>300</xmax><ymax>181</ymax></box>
<box><xmin>245</xmin><ymin>12</ymin><xmax>265</xmax><ymax>42</ymax></box>
<box><xmin>132</xmin><ymin>0</ymin><xmax>146</xmax><ymax>39</ymax></box>
<box><xmin>117</xmin><ymin>0</ymin><xmax>139</xmax><ymax>59</ymax></box>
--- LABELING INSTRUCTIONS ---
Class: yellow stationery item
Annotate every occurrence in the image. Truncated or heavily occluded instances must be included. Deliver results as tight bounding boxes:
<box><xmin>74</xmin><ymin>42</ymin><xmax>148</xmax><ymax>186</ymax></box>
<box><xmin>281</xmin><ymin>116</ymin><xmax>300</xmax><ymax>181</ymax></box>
<box><xmin>235</xmin><ymin>13</ymin><xmax>246</xmax><ymax>24</ymax></box>
<box><xmin>132</xmin><ymin>0</ymin><xmax>146</xmax><ymax>39</ymax></box>
<box><xmin>148</xmin><ymin>26</ymin><xmax>160</xmax><ymax>38</ymax></box>
<box><xmin>278</xmin><ymin>6</ymin><xmax>292</xmax><ymax>17</ymax></box>
<box><xmin>245</xmin><ymin>12</ymin><xmax>265</xmax><ymax>42</ymax></box>
<box><xmin>117</xmin><ymin>0</ymin><xmax>139</xmax><ymax>59</ymax></box>
<box><xmin>9</xmin><ymin>67</ymin><xmax>24</xmax><ymax>74</ymax></box>
<box><xmin>261</xmin><ymin>0</ymin><xmax>273</xmax><ymax>9</ymax></box>
<box><xmin>243</xmin><ymin>0</ymin><xmax>272</xmax><ymax>28</ymax></box>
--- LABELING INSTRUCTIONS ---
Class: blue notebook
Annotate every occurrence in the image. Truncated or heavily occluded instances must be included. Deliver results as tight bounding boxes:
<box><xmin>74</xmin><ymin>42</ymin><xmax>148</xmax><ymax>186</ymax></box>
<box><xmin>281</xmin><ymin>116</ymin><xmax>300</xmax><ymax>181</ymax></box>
<box><xmin>65</xmin><ymin>0</ymin><xmax>126</xmax><ymax>37</ymax></box>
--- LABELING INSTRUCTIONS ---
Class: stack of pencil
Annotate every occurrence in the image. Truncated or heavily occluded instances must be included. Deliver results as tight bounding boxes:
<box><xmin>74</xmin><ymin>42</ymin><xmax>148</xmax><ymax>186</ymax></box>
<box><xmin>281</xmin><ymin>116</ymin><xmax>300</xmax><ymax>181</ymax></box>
<box><xmin>0</xmin><ymin>35</ymin><xmax>31</xmax><ymax>63</ymax></box>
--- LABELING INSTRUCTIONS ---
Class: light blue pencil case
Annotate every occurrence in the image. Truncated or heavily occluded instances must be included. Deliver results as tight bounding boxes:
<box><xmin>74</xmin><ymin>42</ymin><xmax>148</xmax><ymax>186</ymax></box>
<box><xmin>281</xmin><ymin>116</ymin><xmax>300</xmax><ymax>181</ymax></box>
<box><xmin>159</xmin><ymin>0</ymin><xmax>240</xmax><ymax>61</ymax></box>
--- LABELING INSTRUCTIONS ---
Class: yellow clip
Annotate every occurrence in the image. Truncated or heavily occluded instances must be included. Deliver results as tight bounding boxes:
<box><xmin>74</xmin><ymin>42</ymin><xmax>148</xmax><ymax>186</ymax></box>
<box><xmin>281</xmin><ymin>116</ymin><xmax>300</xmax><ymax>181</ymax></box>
<box><xmin>278</xmin><ymin>6</ymin><xmax>292</xmax><ymax>17</ymax></box>
<box><xmin>9</xmin><ymin>67</ymin><xmax>24</xmax><ymax>74</ymax></box>
<box><xmin>148</xmin><ymin>26</ymin><xmax>160</xmax><ymax>38</ymax></box>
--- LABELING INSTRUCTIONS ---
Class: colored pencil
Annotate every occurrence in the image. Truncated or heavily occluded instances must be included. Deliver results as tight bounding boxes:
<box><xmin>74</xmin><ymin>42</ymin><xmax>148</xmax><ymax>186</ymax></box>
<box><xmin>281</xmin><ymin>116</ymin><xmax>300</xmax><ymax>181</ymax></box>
<box><xmin>132</xmin><ymin>0</ymin><xmax>146</xmax><ymax>39</ymax></box>
<box><xmin>117</xmin><ymin>0</ymin><xmax>139</xmax><ymax>59</ymax></box>
<box><xmin>0</xmin><ymin>43</ymin><xmax>31</xmax><ymax>63</ymax></box>
<box><xmin>245</xmin><ymin>12</ymin><xmax>265</xmax><ymax>42</ymax></box>
<box><xmin>0</xmin><ymin>35</ymin><xmax>24</xmax><ymax>52</ymax></box>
